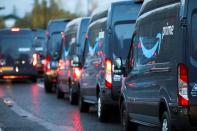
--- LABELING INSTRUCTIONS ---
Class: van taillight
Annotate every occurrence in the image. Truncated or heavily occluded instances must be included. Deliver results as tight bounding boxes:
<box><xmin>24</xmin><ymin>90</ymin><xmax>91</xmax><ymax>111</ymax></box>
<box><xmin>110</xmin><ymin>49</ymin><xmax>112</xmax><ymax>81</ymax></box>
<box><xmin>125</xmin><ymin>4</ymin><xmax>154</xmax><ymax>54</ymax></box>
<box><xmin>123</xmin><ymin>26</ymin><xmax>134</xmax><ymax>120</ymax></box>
<box><xmin>58</xmin><ymin>60</ymin><xmax>64</xmax><ymax>70</ymax></box>
<box><xmin>105</xmin><ymin>59</ymin><xmax>112</xmax><ymax>88</ymax></box>
<box><xmin>73</xmin><ymin>67</ymin><xmax>81</xmax><ymax>80</ymax></box>
<box><xmin>11</xmin><ymin>28</ymin><xmax>20</xmax><ymax>32</ymax></box>
<box><xmin>178</xmin><ymin>64</ymin><xmax>189</xmax><ymax>106</ymax></box>
<box><xmin>33</xmin><ymin>54</ymin><xmax>38</xmax><ymax>67</ymax></box>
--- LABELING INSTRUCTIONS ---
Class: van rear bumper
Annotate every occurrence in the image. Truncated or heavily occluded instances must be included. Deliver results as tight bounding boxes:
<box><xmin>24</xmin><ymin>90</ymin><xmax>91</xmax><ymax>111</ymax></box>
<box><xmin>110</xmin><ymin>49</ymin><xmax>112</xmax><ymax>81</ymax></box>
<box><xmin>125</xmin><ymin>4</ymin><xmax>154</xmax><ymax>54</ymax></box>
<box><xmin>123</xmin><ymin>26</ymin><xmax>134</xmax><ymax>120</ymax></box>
<box><xmin>170</xmin><ymin>105</ymin><xmax>197</xmax><ymax>129</ymax></box>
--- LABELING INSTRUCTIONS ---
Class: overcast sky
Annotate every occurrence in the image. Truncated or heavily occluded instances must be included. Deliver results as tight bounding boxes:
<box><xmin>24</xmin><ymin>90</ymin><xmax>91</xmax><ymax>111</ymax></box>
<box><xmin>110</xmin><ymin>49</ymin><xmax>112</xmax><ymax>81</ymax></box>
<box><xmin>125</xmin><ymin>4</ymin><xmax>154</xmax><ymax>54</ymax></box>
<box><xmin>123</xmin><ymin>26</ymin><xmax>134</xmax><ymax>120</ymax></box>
<box><xmin>0</xmin><ymin>0</ymin><xmax>81</xmax><ymax>17</ymax></box>
<box><xmin>0</xmin><ymin>0</ymin><xmax>124</xmax><ymax>17</ymax></box>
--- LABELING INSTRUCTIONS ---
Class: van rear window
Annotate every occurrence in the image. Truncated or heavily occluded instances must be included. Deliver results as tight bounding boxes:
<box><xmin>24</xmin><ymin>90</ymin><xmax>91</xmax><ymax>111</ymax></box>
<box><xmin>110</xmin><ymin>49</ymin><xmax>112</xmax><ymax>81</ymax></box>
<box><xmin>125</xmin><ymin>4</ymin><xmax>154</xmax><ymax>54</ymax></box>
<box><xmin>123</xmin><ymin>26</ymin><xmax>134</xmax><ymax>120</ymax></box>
<box><xmin>113</xmin><ymin>23</ymin><xmax>134</xmax><ymax>61</ymax></box>
<box><xmin>48</xmin><ymin>33</ymin><xmax>62</xmax><ymax>55</ymax></box>
<box><xmin>48</xmin><ymin>22</ymin><xmax>66</xmax><ymax>34</ymax></box>
<box><xmin>0</xmin><ymin>35</ymin><xmax>32</xmax><ymax>60</ymax></box>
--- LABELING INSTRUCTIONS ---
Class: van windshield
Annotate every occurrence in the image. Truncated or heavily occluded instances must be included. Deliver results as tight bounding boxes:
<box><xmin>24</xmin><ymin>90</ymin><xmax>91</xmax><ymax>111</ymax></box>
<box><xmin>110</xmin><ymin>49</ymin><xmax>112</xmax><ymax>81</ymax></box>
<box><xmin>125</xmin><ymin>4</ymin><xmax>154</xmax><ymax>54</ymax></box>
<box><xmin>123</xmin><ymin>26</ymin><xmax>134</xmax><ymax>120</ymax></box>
<box><xmin>33</xmin><ymin>37</ymin><xmax>46</xmax><ymax>55</ymax></box>
<box><xmin>113</xmin><ymin>23</ymin><xmax>134</xmax><ymax>61</ymax></box>
<box><xmin>0</xmin><ymin>35</ymin><xmax>32</xmax><ymax>61</ymax></box>
<box><xmin>48</xmin><ymin>32</ymin><xmax>62</xmax><ymax>56</ymax></box>
<box><xmin>48</xmin><ymin>22</ymin><xmax>66</xmax><ymax>34</ymax></box>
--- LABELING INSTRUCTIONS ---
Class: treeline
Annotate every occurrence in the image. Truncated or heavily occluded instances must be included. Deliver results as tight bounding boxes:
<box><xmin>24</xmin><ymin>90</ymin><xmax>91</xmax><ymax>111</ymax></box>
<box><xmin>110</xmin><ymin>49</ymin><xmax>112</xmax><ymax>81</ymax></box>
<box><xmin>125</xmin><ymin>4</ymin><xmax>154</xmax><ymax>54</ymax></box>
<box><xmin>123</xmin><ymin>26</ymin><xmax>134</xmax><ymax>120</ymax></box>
<box><xmin>15</xmin><ymin>0</ymin><xmax>78</xmax><ymax>29</ymax></box>
<box><xmin>0</xmin><ymin>16</ymin><xmax>5</xmax><ymax>28</ymax></box>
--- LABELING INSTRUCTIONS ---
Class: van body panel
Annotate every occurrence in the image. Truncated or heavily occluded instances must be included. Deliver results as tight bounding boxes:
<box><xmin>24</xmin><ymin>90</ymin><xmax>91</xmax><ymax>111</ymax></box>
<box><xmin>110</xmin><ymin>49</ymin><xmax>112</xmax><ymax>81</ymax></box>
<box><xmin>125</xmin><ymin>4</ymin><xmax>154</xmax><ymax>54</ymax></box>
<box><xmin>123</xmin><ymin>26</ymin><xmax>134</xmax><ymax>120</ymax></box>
<box><xmin>58</xmin><ymin>18</ymin><xmax>90</xmax><ymax>95</ymax></box>
<box><xmin>122</xmin><ymin>0</ymin><xmax>197</xmax><ymax>129</ymax></box>
<box><xmin>0</xmin><ymin>29</ymin><xmax>37</xmax><ymax>77</ymax></box>
<box><xmin>187</xmin><ymin>0</ymin><xmax>197</xmax><ymax>125</ymax></box>
<box><xmin>81</xmin><ymin>1</ymin><xmax>142</xmax><ymax>105</ymax></box>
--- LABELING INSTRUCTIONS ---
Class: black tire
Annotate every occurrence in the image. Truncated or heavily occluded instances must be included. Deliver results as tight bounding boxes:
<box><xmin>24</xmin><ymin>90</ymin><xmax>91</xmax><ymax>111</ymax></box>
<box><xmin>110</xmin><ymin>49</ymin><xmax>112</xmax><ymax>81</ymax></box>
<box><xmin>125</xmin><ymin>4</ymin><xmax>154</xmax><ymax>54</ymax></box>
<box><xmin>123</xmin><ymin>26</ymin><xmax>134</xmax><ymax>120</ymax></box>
<box><xmin>161</xmin><ymin>111</ymin><xmax>172</xmax><ymax>131</ymax></box>
<box><xmin>79</xmin><ymin>93</ymin><xmax>89</xmax><ymax>112</ymax></box>
<box><xmin>56</xmin><ymin>86</ymin><xmax>64</xmax><ymax>99</ymax></box>
<box><xmin>121</xmin><ymin>102</ymin><xmax>137</xmax><ymax>131</ymax></box>
<box><xmin>69</xmin><ymin>87</ymin><xmax>77</xmax><ymax>105</ymax></box>
<box><xmin>44</xmin><ymin>77</ymin><xmax>52</xmax><ymax>93</ymax></box>
<box><xmin>97</xmin><ymin>92</ymin><xmax>108</xmax><ymax>122</ymax></box>
<box><xmin>31</xmin><ymin>78</ymin><xmax>37</xmax><ymax>83</ymax></box>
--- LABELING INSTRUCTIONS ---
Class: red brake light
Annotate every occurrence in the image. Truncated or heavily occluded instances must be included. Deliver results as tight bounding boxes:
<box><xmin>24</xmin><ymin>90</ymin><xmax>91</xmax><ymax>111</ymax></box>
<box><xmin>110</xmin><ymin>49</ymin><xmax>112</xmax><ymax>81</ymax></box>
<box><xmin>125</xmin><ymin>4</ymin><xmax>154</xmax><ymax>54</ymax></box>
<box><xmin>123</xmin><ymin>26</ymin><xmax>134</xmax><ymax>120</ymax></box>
<box><xmin>105</xmin><ymin>59</ymin><xmax>112</xmax><ymax>88</ymax></box>
<box><xmin>33</xmin><ymin>54</ymin><xmax>38</xmax><ymax>67</ymax></box>
<box><xmin>11</xmin><ymin>28</ymin><xmax>20</xmax><ymax>32</ymax></box>
<box><xmin>179</xmin><ymin>64</ymin><xmax>188</xmax><ymax>82</ymax></box>
<box><xmin>45</xmin><ymin>31</ymin><xmax>49</xmax><ymax>37</ymax></box>
<box><xmin>178</xmin><ymin>64</ymin><xmax>189</xmax><ymax>106</ymax></box>
<box><xmin>73</xmin><ymin>67</ymin><xmax>81</xmax><ymax>80</ymax></box>
<box><xmin>61</xmin><ymin>32</ymin><xmax>65</xmax><ymax>39</ymax></box>
<box><xmin>58</xmin><ymin>60</ymin><xmax>65</xmax><ymax>70</ymax></box>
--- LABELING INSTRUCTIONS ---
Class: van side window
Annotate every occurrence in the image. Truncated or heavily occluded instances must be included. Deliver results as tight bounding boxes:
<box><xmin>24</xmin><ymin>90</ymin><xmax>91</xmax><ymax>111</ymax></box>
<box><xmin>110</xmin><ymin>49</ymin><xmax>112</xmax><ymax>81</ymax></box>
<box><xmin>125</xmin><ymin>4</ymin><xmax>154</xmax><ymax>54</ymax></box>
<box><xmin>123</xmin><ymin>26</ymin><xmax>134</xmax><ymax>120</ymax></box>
<box><xmin>130</xmin><ymin>34</ymin><xmax>138</xmax><ymax>70</ymax></box>
<box><xmin>84</xmin><ymin>21</ymin><xmax>106</xmax><ymax>66</ymax></box>
<box><xmin>64</xmin><ymin>26</ymin><xmax>77</xmax><ymax>57</ymax></box>
<box><xmin>113</xmin><ymin>23</ymin><xmax>134</xmax><ymax>61</ymax></box>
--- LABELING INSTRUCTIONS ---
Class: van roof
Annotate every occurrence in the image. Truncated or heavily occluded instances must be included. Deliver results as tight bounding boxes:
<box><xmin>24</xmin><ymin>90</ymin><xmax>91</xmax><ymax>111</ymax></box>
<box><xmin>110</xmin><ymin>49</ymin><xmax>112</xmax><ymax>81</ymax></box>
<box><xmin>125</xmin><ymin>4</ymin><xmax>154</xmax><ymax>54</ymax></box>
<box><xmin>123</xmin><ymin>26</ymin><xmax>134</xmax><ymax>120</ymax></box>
<box><xmin>139</xmin><ymin>0</ymin><xmax>180</xmax><ymax>16</ymax></box>
<box><xmin>66</xmin><ymin>17</ymin><xmax>90</xmax><ymax>29</ymax></box>
<box><xmin>90</xmin><ymin>0</ymin><xmax>143</xmax><ymax>24</ymax></box>
<box><xmin>0</xmin><ymin>28</ymin><xmax>32</xmax><ymax>34</ymax></box>
<box><xmin>48</xmin><ymin>19</ymin><xmax>70</xmax><ymax>26</ymax></box>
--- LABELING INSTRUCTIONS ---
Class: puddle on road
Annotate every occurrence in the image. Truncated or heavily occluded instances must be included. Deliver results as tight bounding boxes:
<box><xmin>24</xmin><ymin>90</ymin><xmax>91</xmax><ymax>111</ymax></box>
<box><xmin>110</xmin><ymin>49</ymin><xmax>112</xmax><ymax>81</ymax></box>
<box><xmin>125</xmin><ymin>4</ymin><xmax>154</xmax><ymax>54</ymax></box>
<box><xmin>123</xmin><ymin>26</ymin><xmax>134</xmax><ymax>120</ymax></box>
<box><xmin>2</xmin><ymin>97</ymin><xmax>13</xmax><ymax>107</ymax></box>
<box><xmin>1</xmin><ymin>98</ymin><xmax>74</xmax><ymax>131</ymax></box>
<box><xmin>0</xmin><ymin>97</ymin><xmax>13</xmax><ymax>107</ymax></box>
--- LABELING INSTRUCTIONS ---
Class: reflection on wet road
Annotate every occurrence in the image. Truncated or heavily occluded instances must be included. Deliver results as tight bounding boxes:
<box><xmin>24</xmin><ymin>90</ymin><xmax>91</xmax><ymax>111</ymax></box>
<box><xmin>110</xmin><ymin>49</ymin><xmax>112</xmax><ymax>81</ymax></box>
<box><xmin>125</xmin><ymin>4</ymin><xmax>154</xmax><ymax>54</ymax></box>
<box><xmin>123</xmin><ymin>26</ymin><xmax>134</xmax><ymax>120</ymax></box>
<box><xmin>0</xmin><ymin>80</ymin><xmax>159</xmax><ymax>131</ymax></box>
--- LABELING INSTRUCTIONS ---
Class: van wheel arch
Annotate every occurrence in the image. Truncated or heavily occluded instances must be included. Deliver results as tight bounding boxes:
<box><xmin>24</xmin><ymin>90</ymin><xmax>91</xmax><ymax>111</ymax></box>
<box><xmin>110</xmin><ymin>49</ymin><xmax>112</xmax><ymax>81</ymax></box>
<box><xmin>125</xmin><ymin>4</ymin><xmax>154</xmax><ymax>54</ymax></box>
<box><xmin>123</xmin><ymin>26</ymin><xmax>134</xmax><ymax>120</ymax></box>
<box><xmin>68</xmin><ymin>78</ymin><xmax>71</xmax><ymax>87</ymax></box>
<box><xmin>96</xmin><ymin>84</ymin><xmax>100</xmax><ymax>98</ymax></box>
<box><xmin>159</xmin><ymin>98</ymin><xmax>171</xmax><ymax>123</ymax></box>
<box><xmin>120</xmin><ymin>95</ymin><xmax>125</xmax><ymax>110</ymax></box>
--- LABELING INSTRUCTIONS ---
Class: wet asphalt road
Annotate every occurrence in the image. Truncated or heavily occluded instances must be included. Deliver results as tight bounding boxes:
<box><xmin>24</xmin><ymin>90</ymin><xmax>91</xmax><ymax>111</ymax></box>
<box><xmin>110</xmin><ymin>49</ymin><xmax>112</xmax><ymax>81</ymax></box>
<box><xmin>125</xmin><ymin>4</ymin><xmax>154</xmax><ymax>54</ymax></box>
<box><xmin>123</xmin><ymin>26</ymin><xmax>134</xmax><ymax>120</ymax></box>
<box><xmin>0</xmin><ymin>79</ymin><xmax>160</xmax><ymax>131</ymax></box>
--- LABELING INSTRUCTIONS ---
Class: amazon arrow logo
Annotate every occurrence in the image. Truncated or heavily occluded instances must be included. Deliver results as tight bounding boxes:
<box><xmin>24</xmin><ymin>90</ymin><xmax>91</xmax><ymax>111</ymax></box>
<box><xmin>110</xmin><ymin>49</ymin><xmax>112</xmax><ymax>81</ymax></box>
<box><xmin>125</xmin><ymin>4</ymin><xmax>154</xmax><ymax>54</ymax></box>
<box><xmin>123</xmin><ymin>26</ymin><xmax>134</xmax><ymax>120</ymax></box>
<box><xmin>64</xmin><ymin>47</ymin><xmax>70</xmax><ymax>57</ymax></box>
<box><xmin>139</xmin><ymin>33</ymin><xmax>162</xmax><ymax>58</ymax></box>
<box><xmin>88</xmin><ymin>37</ymin><xmax>99</xmax><ymax>56</ymax></box>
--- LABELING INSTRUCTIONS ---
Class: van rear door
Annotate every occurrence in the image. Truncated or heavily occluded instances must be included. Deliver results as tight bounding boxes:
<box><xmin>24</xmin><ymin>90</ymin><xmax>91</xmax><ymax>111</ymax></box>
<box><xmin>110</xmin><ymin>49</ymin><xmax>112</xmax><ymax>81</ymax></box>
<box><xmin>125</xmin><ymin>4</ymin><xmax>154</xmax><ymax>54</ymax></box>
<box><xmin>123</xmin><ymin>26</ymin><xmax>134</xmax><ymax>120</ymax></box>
<box><xmin>109</xmin><ymin>2</ymin><xmax>142</xmax><ymax>100</ymax></box>
<box><xmin>188</xmin><ymin>0</ymin><xmax>197</xmax><ymax>125</ymax></box>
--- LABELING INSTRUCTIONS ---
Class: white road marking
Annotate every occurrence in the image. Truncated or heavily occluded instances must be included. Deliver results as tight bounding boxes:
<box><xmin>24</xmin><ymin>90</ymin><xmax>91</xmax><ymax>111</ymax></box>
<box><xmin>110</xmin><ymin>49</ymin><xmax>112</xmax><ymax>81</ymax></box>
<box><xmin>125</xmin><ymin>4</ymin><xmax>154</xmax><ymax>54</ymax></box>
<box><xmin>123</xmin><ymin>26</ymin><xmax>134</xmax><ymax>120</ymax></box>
<box><xmin>3</xmin><ymin>98</ymin><xmax>13</xmax><ymax>107</ymax></box>
<box><xmin>38</xmin><ymin>83</ymin><xmax>44</xmax><ymax>89</ymax></box>
<box><xmin>9</xmin><ymin>98</ymin><xmax>74</xmax><ymax>131</ymax></box>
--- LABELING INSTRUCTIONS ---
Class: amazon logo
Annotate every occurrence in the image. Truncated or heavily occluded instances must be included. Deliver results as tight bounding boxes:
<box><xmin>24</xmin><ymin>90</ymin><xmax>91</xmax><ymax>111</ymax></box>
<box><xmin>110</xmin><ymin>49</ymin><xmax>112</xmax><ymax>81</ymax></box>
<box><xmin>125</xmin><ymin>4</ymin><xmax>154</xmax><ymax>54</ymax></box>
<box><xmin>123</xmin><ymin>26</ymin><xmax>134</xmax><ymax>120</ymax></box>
<box><xmin>64</xmin><ymin>38</ymin><xmax>76</xmax><ymax>57</ymax></box>
<box><xmin>88</xmin><ymin>37</ymin><xmax>99</xmax><ymax>56</ymax></box>
<box><xmin>139</xmin><ymin>33</ymin><xmax>162</xmax><ymax>59</ymax></box>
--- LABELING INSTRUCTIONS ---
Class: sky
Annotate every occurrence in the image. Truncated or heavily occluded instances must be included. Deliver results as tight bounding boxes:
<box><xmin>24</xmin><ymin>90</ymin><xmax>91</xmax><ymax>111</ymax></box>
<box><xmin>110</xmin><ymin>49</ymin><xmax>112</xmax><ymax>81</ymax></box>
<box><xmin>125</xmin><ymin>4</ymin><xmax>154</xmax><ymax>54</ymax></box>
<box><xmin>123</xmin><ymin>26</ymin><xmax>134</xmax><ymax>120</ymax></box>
<box><xmin>0</xmin><ymin>0</ymin><xmax>123</xmax><ymax>17</ymax></box>
<box><xmin>0</xmin><ymin>0</ymin><xmax>125</xmax><ymax>27</ymax></box>
<box><xmin>0</xmin><ymin>0</ymin><xmax>81</xmax><ymax>17</ymax></box>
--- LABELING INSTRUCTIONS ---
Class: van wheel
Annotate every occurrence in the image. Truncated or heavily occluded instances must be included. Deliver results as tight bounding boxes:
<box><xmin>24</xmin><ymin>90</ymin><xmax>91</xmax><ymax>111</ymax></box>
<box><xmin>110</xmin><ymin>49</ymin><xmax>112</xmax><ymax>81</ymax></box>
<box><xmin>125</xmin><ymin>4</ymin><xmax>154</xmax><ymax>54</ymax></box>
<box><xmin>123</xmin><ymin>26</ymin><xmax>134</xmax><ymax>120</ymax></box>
<box><xmin>79</xmin><ymin>94</ymin><xmax>89</xmax><ymax>112</ymax></box>
<box><xmin>97</xmin><ymin>92</ymin><xmax>108</xmax><ymax>122</ymax></box>
<box><xmin>69</xmin><ymin>88</ymin><xmax>77</xmax><ymax>105</ymax></box>
<box><xmin>161</xmin><ymin>111</ymin><xmax>172</xmax><ymax>131</ymax></box>
<box><xmin>121</xmin><ymin>102</ymin><xmax>137</xmax><ymax>131</ymax></box>
<box><xmin>56</xmin><ymin>86</ymin><xmax>64</xmax><ymax>99</ymax></box>
<box><xmin>31</xmin><ymin>78</ymin><xmax>37</xmax><ymax>83</ymax></box>
<box><xmin>44</xmin><ymin>77</ymin><xmax>52</xmax><ymax>93</ymax></box>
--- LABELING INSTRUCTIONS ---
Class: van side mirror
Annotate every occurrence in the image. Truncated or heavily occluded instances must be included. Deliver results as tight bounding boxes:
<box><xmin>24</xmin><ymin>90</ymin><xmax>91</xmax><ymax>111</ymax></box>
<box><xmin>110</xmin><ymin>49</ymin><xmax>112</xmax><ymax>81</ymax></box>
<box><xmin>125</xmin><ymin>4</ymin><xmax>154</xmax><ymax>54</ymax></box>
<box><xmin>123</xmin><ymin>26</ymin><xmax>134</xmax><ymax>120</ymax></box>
<box><xmin>113</xmin><ymin>58</ymin><xmax>123</xmax><ymax>75</ymax></box>
<box><xmin>71</xmin><ymin>55</ymin><xmax>80</xmax><ymax>67</ymax></box>
<box><xmin>122</xmin><ymin>65</ymin><xmax>128</xmax><ymax>77</ymax></box>
<box><xmin>52</xmin><ymin>52</ymin><xmax>60</xmax><ymax>61</ymax></box>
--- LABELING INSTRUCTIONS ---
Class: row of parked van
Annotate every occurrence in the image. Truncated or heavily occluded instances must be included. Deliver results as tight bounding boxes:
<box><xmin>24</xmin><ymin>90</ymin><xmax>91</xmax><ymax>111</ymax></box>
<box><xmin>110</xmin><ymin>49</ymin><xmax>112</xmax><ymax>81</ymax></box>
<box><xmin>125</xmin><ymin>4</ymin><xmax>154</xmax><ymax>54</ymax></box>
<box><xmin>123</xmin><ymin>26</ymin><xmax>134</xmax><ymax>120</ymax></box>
<box><xmin>43</xmin><ymin>0</ymin><xmax>197</xmax><ymax>131</ymax></box>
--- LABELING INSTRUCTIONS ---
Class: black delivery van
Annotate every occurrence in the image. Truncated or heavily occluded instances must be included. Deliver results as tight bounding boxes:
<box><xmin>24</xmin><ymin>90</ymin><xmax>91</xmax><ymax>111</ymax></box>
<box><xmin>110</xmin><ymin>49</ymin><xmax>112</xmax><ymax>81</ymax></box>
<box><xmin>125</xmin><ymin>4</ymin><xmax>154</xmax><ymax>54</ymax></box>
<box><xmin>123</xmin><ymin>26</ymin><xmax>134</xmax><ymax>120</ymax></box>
<box><xmin>0</xmin><ymin>28</ymin><xmax>37</xmax><ymax>81</ymax></box>
<box><xmin>119</xmin><ymin>0</ymin><xmax>197</xmax><ymax>130</ymax></box>
<box><xmin>56</xmin><ymin>17</ymin><xmax>90</xmax><ymax>104</ymax></box>
<box><xmin>32</xmin><ymin>29</ymin><xmax>46</xmax><ymax>77</ymax></box>
<box><xmin>79</xmin><ymin>1</ymin><xmax>142</xmax><ymax>122</ymax></box>
<box><xmin>44</xmin><ymin>19</ymin><xmax>70</xmax><ymax>93</ymax></box>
